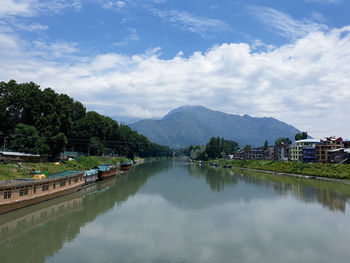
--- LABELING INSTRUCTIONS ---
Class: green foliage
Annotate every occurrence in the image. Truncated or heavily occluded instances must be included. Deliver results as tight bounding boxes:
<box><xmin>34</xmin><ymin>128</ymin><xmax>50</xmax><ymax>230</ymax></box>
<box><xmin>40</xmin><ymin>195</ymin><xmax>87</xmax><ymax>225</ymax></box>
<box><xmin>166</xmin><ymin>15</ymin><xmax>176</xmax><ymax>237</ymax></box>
<box><xmin>295</xmin><ymin>132</ymin><xmax>308</xmax><ymax>141</ymax></box>
<box><xmin>244</xmin><ymin>144</ymin><xmax>251</xmax><ymax>151</ymax></box>
<box><xmin>9</xmin><ymin>123</ymin><xmax>49</xmax><ymax>154</ymax></box>
<box><xmin>0</xmin><ymin>80</ymin><xmax>171</xmax><ymax>159</ymax></box>
<box><xmin>205</xmin><ymin>137</ymin><xmax>239</xmax><ymax>159</ymax></box>
<box><xmin>264</xmin><ymin>140</ymin><xmax>268</xmax><ymax>148</ymax></box>
<box><xmin>211</xmin><ymin>159</ymin><xmax>350</xmax><ymax>180</ymax></box>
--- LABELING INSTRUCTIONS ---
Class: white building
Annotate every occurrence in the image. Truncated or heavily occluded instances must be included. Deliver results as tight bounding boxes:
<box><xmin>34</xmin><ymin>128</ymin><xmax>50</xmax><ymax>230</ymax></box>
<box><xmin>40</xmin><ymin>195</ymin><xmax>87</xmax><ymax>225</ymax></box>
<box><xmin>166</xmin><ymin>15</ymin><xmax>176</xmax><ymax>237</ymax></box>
<box><xmin>289</xmin><ymin>139</ymin><xmax>320</xmax><ymax>162</ymax></box>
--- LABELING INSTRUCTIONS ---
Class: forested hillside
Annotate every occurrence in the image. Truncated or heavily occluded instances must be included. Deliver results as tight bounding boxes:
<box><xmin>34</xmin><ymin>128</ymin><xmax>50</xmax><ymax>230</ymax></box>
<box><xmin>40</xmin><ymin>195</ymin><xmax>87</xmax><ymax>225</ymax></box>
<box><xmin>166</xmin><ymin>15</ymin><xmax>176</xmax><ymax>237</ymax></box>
<box><xmin>0</xmin><ymin>80</ymin><xmax>171</xmax><ymax>159</ymax></box>
<box><xmin>130</xmin><ymin>105</ymin><xmax>301</xmax><ymax>148</ymax></box>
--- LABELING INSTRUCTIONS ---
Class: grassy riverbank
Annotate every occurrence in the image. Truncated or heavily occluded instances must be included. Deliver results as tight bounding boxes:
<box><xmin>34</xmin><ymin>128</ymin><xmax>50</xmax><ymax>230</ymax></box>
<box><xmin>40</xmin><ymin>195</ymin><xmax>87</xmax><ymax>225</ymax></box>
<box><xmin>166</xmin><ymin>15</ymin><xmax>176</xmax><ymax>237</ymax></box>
<box><xmin>205</xmin><ymin>159</ymin><xmax>350</xmax><ymax>180</ymax></box>
<box><xmin>0</xmin><ymin>156</ymin><xmax>129</xmax><ymax>181</ymax></box>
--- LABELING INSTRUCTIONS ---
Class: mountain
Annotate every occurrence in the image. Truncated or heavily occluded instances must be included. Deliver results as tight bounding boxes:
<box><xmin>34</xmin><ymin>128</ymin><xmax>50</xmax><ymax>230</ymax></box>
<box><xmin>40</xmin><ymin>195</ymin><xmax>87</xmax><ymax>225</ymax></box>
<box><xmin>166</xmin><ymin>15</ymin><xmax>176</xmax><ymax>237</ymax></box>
<box><xmin>129</xmin><ymin>105</ymin><xmax>301</xmax><ymax>148</ymax></box>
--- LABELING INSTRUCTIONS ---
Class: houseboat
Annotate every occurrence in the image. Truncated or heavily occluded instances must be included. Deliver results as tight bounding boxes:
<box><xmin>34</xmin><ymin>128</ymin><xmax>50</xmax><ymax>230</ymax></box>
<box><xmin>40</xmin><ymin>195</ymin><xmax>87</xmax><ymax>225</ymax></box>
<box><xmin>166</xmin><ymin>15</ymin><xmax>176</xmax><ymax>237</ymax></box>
<box><xmin>0</xmin><ymin>170</ymin><xmax>84</xmax><ymax>215</ymax></box>
<box><xmin>95</xmin><ymin>165</ymin><xmax>118</xmax><ymax>180</ymax></box>
<box><xmin>83</xmin><ymin>169</ymin><xmax>99</xmax><ymax>185</ymax></box>
<box><xmin>120</xmin><ymin>161</ymin><xmax>133</xmax><ymax>170</ymax></box>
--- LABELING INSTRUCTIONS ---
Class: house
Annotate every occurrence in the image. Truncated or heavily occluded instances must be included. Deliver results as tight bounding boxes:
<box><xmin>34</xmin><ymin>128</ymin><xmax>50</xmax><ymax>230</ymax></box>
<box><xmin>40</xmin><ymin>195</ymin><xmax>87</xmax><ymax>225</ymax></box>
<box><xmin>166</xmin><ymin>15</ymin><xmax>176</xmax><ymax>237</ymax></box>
<box><xmin>316</xmin><ymin>137</ymin><xmax>344</xmax><ymax>163</ymax></box>
<box><xmin>328</xmin><ymin>148</ymin><xmax>345</xmax><ymax>164</ymax></box>
<box><xmin>290</xmin><ymin>139</ymin><xmax>320</xmax><ymax>162</ymax></box>
<box><xmin>274</xmin><ymin>143</ymin><xmax>289</xmax><ymax>161</ymax></box>
<box><xmin>0</xmin><ymin>151</ymin><xmax>42</xmax><ymax>163</ymax></box>
<box><xmin>302</xmin><ymin>147</ymin><xmax>317</xmax><ymax>163</ymax></box>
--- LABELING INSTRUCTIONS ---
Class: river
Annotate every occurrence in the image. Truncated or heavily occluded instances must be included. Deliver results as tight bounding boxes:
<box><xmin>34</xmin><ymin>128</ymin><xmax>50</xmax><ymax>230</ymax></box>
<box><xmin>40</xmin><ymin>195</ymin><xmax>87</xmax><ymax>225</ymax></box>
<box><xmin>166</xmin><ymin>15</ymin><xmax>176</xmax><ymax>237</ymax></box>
<box><xmin>1</xmin><ymin>161</ymin><xmax>350</xmax><ymax>263</ymax></box>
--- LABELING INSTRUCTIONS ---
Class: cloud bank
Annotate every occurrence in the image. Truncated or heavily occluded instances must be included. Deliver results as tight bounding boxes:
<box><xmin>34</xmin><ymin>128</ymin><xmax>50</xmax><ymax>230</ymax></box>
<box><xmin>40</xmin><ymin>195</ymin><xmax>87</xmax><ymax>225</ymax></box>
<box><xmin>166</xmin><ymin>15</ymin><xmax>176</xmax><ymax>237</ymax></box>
<box><xmin>0</xmin><ymin>2</ymin><xmax>349</xmax><ymax>139</ymax></box>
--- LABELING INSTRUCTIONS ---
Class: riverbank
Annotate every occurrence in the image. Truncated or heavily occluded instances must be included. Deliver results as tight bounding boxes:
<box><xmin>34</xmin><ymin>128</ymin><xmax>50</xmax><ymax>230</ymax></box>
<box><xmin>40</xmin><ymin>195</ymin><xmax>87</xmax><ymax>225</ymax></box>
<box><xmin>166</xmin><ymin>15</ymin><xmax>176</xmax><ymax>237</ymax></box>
<box><xmin>202</xmin><ymin>159</ymin><xmax>350</xmax><ymax>181</ymax></box>
<box><xmin>0</xmin><ymin>156</ymin><xmax>129</xmax><ymax>181</ymax></box>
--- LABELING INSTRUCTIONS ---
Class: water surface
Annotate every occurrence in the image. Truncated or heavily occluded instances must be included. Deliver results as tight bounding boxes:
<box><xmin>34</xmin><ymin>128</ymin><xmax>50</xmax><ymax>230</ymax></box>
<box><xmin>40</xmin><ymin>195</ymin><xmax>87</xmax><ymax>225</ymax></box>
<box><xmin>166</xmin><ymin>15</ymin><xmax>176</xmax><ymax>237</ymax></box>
<box><xmin>1</xmin><ymin>161</ymin><xmax>350</xmax><ymax>263</ymax></box>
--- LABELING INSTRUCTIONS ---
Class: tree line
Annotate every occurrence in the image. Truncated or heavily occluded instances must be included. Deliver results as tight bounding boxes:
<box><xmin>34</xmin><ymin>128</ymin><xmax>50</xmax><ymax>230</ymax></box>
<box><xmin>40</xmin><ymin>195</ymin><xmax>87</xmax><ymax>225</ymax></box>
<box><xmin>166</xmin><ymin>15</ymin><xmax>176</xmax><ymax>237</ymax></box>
<box><xmin>0</xmin><ymin>80</ymin><xmax>171</xmax><ymax>159</ymax></box>
<box><xmin>181</xmin><ymin>132</ymin><xmax>308</xmax><ymax>160</ymax></box>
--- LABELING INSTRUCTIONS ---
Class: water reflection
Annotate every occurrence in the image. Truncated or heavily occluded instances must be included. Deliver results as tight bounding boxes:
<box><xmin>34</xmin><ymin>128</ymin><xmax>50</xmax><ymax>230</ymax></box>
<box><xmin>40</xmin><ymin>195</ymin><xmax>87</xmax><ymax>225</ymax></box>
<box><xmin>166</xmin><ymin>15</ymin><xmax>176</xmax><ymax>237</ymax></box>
<box><xmin>1</xmin><ymin>161</ymin><xmax>350</xmax><ymax>263</ymax></box>
<box><xmin>0</xmin><ymin>161</ymin><xmax>168</xmax><ymax>263</ymax></box>
<box><xmin>188</xmin><ymin>164</ymin><xmax>350</xmax><ymax>213</ymax></box>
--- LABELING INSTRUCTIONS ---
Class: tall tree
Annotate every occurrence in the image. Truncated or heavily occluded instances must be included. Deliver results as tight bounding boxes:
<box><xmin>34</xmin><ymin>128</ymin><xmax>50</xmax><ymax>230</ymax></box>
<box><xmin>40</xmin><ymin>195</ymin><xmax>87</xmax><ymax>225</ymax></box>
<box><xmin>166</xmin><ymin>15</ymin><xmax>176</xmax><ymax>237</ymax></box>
<box><xmin>295</xmin><ymin>132</ymin><xmax>308</xmax><ymax>141</ymax></box>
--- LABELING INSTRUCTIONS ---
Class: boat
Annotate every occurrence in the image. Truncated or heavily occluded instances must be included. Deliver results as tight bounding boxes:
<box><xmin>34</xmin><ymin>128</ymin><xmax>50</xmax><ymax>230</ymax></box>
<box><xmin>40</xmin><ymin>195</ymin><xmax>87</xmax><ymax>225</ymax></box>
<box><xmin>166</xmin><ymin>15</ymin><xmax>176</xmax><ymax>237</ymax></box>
<box><xmin>0</xmin><ymin>170</ymin><xmax>84</xmax><ymax>215</ymax></box>
<box><xmin>95</xmin><ymin>165</ymin><xmax>118</xmax><ymax>180</ymax></box>
<box><xmin>120</xmin><ymin>161</ymin><xmax>133</xmax><ymax>170</ymax></box>
<box><xmin>83</xmin><ymin>169</ymin><xmax>99</xmax><ymax>185</ymax></box>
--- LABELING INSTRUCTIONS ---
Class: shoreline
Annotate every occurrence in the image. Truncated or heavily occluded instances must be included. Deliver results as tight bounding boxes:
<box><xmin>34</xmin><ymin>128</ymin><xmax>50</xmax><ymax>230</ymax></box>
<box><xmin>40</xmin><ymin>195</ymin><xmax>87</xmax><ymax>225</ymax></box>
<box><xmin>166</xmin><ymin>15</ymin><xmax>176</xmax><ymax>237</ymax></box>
<box><xmin>233</xmin><ymin>166</ymin><xmax>350</xmax><ymax>185</ymax></box>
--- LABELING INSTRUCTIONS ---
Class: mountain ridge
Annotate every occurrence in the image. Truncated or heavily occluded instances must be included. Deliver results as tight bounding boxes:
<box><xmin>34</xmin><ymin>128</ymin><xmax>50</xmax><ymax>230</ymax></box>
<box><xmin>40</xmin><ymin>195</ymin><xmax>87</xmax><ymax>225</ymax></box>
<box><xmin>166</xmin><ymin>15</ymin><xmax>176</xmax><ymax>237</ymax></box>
<box><xmin>129</xmin><ymin>105</ymin><xmax>300</xmax><ymax>148</ymax></box>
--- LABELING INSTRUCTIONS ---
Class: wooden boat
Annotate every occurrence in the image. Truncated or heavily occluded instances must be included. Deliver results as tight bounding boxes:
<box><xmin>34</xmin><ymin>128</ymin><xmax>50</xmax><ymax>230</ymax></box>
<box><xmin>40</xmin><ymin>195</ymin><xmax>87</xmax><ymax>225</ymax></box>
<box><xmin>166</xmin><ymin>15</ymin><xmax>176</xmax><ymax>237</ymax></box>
<box><xmin>83</xmin><ymin>169</ymin><xmax>99</xmax><ymax>185</ymax></box>
<box><xmin>95</xmin><ymin>165</ymin><xmax>118</xmax><ymax>180</ymax></box>
<box><xmin>120</xmin><ymin>161</ymin><xmax>133</xmax><ymax>170</ymax></box>
<box><xmin>0</xmin><ymin>171</ymin><xmax>84</xmax><ymax>215</ymax></box>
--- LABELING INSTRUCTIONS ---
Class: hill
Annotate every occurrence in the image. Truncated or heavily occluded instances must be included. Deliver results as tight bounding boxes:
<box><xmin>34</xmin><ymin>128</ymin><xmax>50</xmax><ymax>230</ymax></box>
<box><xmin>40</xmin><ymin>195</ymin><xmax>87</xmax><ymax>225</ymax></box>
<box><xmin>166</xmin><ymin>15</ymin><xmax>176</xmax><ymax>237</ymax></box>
<box><xmin>129</xmin><ymin>105</ymin><xmax>301</xmax><ymax>148</ymax></box>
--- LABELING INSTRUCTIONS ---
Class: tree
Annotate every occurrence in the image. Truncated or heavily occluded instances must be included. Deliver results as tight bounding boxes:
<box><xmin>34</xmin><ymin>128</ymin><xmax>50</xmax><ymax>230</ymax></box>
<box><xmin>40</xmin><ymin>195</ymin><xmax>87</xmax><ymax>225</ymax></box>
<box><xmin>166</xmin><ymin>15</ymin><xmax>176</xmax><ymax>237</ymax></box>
<box><xmin>205</xmin><ymin>137</ymin><xmax>239</xmax><ymax>159</ymax></box>
<box><xmin>244</xmin><ymin>144</ymin><xmax>251</xmax><ymax>151</ymax></box>
<box><xmin>264</xmin><ymin>140</ymin><xmax>268</xmax><ymax>149</ymax></box>
<box><xmin>49</xmin><ymin>133</ymin><xmax>68</xmax><ymax>157</ymax></box>
<box><xmin>9</xmin><ymin>123</ymin><xmax>49</xmax><ymax>154</ymax></box>
<box><xmin>295</xmin><ymin>132</ymin><xmax>308</xmax><ymax>141</ymax></box>
<box><xmin>0</xmin><ymin>80</ymin><xmax>172</xmax><ymax>159</ymax></box>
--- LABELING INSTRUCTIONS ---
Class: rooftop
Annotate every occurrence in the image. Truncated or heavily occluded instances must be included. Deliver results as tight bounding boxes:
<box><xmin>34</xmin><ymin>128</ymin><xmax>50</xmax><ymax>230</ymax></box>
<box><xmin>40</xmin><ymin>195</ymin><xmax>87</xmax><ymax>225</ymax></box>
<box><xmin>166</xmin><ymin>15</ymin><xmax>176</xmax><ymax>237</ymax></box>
<box><xmin>0</xmin><ymin>151</ymin><xmax>40</xmax><ymax>157</ymax></box>
<box><xmin>295</xmin><ymin>139</ymin><xmax>320</xmax><ymax>144</ymax></box>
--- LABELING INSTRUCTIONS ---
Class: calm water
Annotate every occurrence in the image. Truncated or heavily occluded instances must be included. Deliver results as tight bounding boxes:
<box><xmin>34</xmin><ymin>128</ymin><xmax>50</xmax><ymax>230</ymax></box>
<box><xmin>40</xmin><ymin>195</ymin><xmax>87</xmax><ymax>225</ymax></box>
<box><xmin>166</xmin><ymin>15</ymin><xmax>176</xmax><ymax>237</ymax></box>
<box><xmin>2</xmin><ymin>161</ymin><xmax>350</xmax><ymax>263</ymax></box>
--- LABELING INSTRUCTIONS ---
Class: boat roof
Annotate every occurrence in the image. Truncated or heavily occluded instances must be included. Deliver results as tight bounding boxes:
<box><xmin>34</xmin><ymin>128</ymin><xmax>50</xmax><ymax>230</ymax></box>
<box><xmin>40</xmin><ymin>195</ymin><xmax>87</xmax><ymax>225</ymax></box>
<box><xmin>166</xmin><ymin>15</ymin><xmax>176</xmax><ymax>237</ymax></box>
<box><xmin>84</xmin><ymin>169</ymin><xmax>98</xmax><ymax>176</ymax></box>
<box><xmin>96</xmin><ymin>165</ymin><xmax>110</xmax><ymax>172</ymax></box>
<box><xmin>0</xmin><ymin>151</ymin><xmax>40</xmax><ymax>157</ymax></box>
<box><xmin>0</xmin><ymin>170</ymin><xmax>83</xmax><ymax>188</ymax></box>
<box><xmin>48</xmin><ymin>170</ymin><xmax>81</xmax><ymax>178</ymax></box>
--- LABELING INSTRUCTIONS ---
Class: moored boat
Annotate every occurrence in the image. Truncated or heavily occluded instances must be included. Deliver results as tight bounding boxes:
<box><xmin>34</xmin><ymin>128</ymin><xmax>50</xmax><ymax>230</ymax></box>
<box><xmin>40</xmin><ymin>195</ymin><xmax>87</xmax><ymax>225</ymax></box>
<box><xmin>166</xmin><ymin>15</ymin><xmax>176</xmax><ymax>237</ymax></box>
<box><xmin>95</xmin><ymin>165</ymin><xmax>118</xmax><ymax>180</ymax></box>
<box><xmin>83</xmin><ymin>169</ymin><xmax>99</xmax><ymax>185</ymax></box>
<box><xmin>120</xmin><ymin>161</ymin><xmax>133</xmax><ymax>170</ymax></box>
<box><xmin>0</xmin><ymin>170</ymin><xmax>84</xmax><ymax>215</ymax></box>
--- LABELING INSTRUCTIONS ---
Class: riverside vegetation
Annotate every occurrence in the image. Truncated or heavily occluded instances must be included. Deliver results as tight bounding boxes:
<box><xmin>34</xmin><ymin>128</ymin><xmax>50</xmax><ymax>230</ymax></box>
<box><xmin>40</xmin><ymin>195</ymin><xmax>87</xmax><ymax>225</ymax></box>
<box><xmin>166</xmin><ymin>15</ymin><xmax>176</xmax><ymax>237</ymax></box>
<box><xmin>0</xmin><ymin>156</ymin><xmax>132</xmax><ymax>181</ymax></box>
<box><xmin>206</xmin><ymin>159</ymin><xmax>350</xmax><ymax>180</ymax></box>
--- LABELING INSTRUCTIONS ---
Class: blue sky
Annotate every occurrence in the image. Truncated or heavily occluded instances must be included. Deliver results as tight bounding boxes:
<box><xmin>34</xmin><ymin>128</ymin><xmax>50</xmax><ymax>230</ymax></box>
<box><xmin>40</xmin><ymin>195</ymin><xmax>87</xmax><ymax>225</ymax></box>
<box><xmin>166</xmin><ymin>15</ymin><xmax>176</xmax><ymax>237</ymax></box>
<box><xmin>1</xmin><ymin>0</ymin><xmax>350</xmax><ymax>139</ymax></box>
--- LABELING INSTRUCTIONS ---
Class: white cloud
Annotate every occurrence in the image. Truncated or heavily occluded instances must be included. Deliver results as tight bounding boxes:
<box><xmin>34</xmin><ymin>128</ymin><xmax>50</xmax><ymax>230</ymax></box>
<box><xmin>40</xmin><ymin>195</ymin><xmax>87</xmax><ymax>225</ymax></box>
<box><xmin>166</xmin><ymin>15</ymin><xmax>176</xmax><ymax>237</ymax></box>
<box><xmin>0</xmin><ymin>0</ymin><xmax>82</xmax><ymax>18</ymax></box>
<box><xmin>113</xmin><ymin>28</ymin><xmax>139</xmax><ymax>47</ymax></box>
<box><xmin>31</xmin><ymin>40</ymin><xmax>79</xmax><ymax>58</ymax></box>
<box><xmin>0</xmin><ymin>23</ymin><xmax>350</xmax><ymax>139</ymax></box>
<box><xmin>248</xmin><ymin>6</ymin><xmax>328</xmax><ymax>40</ymax></box>
<box><xmin>149</xmin><ymin>8</ymin><xmax>229</xmax><ymax>36</ymax></box>
<box><xmin>16</xmin><ymin>22</ymin><xmax>49</xmax><ymax>32</ymax></box>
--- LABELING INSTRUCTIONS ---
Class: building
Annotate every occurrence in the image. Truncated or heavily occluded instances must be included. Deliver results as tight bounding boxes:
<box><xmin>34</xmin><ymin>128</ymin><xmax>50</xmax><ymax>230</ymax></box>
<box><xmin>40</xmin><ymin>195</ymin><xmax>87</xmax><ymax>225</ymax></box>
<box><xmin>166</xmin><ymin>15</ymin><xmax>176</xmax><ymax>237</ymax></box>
<box><xmin>265</xmin><ymin>146</ymin><xmax>275</xmax><ymax>160</ymax></box>
<box><xmin>245</xmin><ymin>148</ymin><xmax>264</xmax><ymax>160</ymax></box>
<box><xmin>328</xmin><ymin>148</ymin><xmax>345</xmax><ymax>164</ymax></box>
<box><xmin>316</xmin><ymin>137</ymin><xmax>344</xmax><ymax>163</ymax></box>
<box><xmin>302</xmin><ymin>147</ymin><xmax>317</xmax><ymax>163</ymax></box>
<box><xmin>274</xmin><ymin>143</ymin><xmax>290</xmax><ymax>161</ymax></box>
<box><xmin>290</xmin><ymin>139</ymin><xmax>320</xmax><ymax>162</ymax></box>
<box><xmin>0</xmin><ymin>151</ymin><xmax>42</xmax><ymax>163</ymax></box>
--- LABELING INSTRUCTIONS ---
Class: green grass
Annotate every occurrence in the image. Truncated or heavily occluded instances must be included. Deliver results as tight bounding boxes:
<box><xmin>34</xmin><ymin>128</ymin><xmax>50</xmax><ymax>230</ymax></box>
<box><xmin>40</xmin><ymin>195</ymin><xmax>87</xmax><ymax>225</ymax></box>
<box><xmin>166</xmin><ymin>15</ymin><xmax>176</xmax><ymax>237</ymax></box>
<box><xmin>0</xmin><ymin>156</ymin><xmax>127</xmax><ymax>181</ymax></box>
<box><xmin>205</xmin><ymin>159</ymin><xmax>350</xmax><ymax>180</ymax></box>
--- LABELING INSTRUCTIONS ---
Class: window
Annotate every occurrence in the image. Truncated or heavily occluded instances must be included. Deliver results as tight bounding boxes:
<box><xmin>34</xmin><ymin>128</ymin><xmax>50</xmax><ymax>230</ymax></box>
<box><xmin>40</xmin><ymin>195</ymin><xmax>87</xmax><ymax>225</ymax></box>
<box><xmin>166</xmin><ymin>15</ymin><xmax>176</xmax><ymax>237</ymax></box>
<box><xmin>74</xmin><ymin>178</ymin><xmax>79</xmax><ymax>183</ymax></box>
<box><xmin>33</xmin><ymin>186</ymin><xmax>36</xmax><ymax>194</ymax></box>
<box><xmin>53</xmin><ymin>183</ymin><xmax>56</xmax><ymax>189</ymax></box>
<box><xmin>60</xmin><ymin>181</ymin><xmax>66</xmax><ymax>187</ymax></box>
<box><xmin>19</xmin><ymin>188</ymin><xmax>28</xmax><ymax>196</ymax></box>
<box><xmin>4</xmin><ymin>191</ymin><xmax>11</xmax><ymax>199</ymax></box>
<box><xmin>42</xmin><ymin>185</ymin><xmax>49</xmax><ymax>191</ymax></box>
<box><xmin>69</xmin><ymin>180</ymin><xmax>71</xmax><ymax>185</ymax></box>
